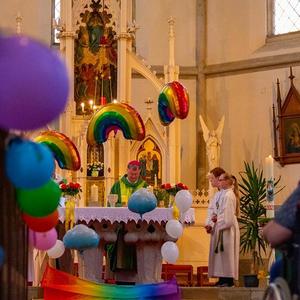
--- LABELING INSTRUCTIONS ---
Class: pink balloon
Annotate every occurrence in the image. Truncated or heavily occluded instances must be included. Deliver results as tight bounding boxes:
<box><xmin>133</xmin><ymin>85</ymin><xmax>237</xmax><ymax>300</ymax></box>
<box><xmin>29</xmin><ymin>228</ymin><xmax>57</xmax><ymax>251</ymax></box>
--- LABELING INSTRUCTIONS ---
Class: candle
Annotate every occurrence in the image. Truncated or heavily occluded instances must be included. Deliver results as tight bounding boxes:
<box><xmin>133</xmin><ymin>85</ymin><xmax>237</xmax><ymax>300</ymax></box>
<box><xmin>90</xmin><ymin>184</ymin><xmax>98</xmax><ymax>203</ymax></box>
<box><xmin>154</xmin><ymin>174</ymin><xmax>157</xmax><ymax>187</ymax></box>
<box><xmin>265</xmin><ymin>155</ymin><xmax>274</xmax><ymax>180</ymax></box>
<box><xmin>80</xmin><ymin>102</ymin><xmax>85</xmax><ymax>113</ymax></box>
<box><xmin>265</xmin><ymin>155</ymin><xmax>275</xmax><ymax>219</ymax></box>
<box><xmin>89</xmin><ymin>99</ymin><xmax>94</xmax><ymax>109</ymax></box>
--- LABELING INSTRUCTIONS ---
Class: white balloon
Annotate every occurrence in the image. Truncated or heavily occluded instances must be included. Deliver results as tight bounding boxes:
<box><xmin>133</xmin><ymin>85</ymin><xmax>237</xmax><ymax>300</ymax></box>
<box><xmin>175</xmin><ymin>190</ymin><xmax>193</xmax><ymax>213</ymax></box>
<box><xmin>166</xmin><ymin>219</ymin><xmax>183</xmax><ymax>239</ymax></box>
<box><xmin>161</xmin><ymin>241</ymin><xmax>179</xmax><ymax>264</ymax></box>
<box><xmin>47</xmin><ymin>239</ymin><xmax>65</xmax><ymax>259</ymax></box>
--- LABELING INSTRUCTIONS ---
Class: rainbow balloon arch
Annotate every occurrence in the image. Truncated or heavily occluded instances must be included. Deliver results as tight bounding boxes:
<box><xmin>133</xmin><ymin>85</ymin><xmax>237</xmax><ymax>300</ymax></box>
<box><xmin>42</xmin><ymin>266</ymin><xmax>181</xmax><ymax>300</ymax></box>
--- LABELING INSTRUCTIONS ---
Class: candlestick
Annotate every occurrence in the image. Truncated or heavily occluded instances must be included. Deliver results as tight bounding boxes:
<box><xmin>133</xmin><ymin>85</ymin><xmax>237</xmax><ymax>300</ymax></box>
<box><xmin>90</xmin><ymin>184</ymin><xmax>98</xmax><ymax>203</ymax></box>
<box><xmin>265</xmin><ymin>155</ymin><xmax>274</xmax><ymax>180</ymax></box>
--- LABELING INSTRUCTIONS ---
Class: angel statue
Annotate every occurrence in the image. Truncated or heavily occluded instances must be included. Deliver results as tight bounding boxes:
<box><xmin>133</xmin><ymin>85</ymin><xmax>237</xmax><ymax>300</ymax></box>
<box><xmin>199</xmin><ymin>115</ymin><xmax>225</xmax><ymax>171</ymax></box>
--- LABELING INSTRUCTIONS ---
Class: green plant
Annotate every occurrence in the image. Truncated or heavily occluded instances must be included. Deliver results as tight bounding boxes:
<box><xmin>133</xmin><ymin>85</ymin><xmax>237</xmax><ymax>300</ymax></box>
<box><xmin>238</xmin><ymin>161</ymin><xmax>282</xmax><ymax>274</ymax></box>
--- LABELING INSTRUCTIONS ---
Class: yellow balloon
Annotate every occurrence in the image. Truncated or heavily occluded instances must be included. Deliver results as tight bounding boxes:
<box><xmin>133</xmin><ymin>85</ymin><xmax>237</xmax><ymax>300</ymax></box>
<box><xmin>172</xmin><ymin>203</ymin><xmax>180</xmax><ymax>220</ymax></box>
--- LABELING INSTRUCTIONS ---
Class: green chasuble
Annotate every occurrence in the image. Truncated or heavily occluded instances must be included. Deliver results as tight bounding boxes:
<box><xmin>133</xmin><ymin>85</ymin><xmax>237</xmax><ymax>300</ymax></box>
<box><xmin>107</xmin><ymin>175</ymin><xmax>147</xmax><ymax>273</ymax></box>
<box><xmin>110</xmin><ymin>175</ymin><xmax>148</xmax><ymax>207</ymax></box>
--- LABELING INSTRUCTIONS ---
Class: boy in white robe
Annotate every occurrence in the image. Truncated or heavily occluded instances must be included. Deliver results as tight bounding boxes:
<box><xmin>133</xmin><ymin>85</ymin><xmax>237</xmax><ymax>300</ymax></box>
<box><xmin>208</xmin><ymin>173</ymin><xmax>240</xmax><ymax>286</ymax></box>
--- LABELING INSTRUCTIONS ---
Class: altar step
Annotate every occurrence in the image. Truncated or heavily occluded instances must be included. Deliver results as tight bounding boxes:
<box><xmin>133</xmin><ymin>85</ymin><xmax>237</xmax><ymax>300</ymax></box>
<box><xmin>28</xmin><ymin>286</ymin><xmax>265</xmax><ymax>300</ymax></box>
<box><xmin>181</xmin><ymin>287</ymin><xmax>264</xmax><ymax>300</ymax></box>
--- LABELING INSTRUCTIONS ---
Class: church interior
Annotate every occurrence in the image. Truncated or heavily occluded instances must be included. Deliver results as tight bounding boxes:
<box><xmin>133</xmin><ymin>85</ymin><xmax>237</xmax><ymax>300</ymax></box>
<box><xmin>1</xmin><ymin>0</ymin><xmax>300</xmax><ymax>299</ymax></box>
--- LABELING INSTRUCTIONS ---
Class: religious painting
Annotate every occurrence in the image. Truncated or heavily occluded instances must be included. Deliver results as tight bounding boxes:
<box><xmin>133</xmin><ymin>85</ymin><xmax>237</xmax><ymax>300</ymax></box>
<box><xmin>74</xmin><ymin>0</ymin><xmax>117</xmax><ymax>115</ymax></box>
<box><xmin>283</xmin><ymin>117</ymin><xmax>300</xmax><ymax>154</ymax></box>
<box><xmin>137</xmin><ymin>139</ymin><xmax>162</xmax><ymax>186</ymax></box>
<box><xmin>273</xmin><ymin>67</ymin><xmax>300</xmax><ymax>165</ymax></box>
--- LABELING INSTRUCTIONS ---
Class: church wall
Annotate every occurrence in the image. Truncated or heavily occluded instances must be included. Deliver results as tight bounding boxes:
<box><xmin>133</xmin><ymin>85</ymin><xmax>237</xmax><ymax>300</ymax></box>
<box><xmin>206</xmin><ymin>0</ymin><xmax>300</xmax><ymax>201</ymax></box>
<box><xmin>0</xmin><ymin>0</ymin><xmax>52</xmax><ymax>45</ymax></box>
<box><xmin>135</xmin><ymin>0</ymin><xmax>196</xmax><ymax>66</ymax></box>
<box><xmin>206</xmin><ymin>69</ymin><xmax>300</xmax><ymax>203</ymax></box>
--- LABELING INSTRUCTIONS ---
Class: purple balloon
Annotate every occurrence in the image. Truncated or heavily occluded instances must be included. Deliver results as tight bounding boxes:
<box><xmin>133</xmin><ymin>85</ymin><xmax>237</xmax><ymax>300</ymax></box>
<box><xmin>29</xmin><ymin>228</ymin><xmax>57</xmax><ymax>251</ymax></box>
<box><xmin>0</xmin><ymin>35</ymin><xmax>69</xmax><ymax>130</ymax></box>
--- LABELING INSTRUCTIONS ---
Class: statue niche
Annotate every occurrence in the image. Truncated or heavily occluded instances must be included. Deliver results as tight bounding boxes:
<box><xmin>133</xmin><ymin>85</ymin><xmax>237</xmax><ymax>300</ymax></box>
<box><xmin>74</xmin><ymin>0</ymin><xmax>117</xmax><ymax>114</ymax></box>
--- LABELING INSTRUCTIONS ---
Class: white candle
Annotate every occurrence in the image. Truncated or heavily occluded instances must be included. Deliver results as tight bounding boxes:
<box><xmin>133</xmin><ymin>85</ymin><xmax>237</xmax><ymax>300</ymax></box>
<box><xmin>80</xmin><ymin>102</ymin><xmax>85</xmax><ymax>113</ymax></box>
<box><xmin>90</xmin><ymin>184</ymin><xmax>98</xmax><ymax>203</ymax></box>
<box><xmin>89</xmin><ymin>99</ymin><xmax>94</xmax><ymax>109</ymax></box>
<box><xmin>265</xmin><ymin>155</ymin><xmax>274</xmax><ymax>180</ymax></box>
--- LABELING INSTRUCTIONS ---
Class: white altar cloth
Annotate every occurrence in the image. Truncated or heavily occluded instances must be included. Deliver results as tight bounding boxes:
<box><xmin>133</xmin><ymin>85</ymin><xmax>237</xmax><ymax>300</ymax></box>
<box><xmin>58</xmin><ymin>207</ymin><xmax>195</xmax><ymax>224</ymax></box>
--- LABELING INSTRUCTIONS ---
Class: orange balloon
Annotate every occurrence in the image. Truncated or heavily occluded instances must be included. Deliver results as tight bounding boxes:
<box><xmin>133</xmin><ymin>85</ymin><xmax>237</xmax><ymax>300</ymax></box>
<box><xmin>23</xmin><ymin>209</ymin><xmax>59</xmax><ymax>232</ymax></box>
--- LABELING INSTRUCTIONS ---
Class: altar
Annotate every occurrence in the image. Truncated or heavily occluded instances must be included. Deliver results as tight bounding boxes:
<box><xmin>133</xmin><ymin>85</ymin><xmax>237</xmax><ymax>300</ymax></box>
<box><xmin>58</xmin><ymin>207</ymin><xmax>195</xmax><ymax>284</ymax></box>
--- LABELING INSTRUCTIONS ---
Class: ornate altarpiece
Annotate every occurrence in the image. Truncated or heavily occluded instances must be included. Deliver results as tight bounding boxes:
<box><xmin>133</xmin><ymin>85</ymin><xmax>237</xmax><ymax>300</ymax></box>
<box><xmin>74</xmin><ymin>0</ymin><xmax>117</xmax><ymax>114</ymax></box>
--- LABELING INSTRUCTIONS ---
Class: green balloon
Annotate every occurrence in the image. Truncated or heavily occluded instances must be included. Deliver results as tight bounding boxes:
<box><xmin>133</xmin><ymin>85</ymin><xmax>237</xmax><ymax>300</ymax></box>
<box><xmin>16</xmin><ymin>179</ymin><xmax>61</xmax><ymax>217</ymax></box>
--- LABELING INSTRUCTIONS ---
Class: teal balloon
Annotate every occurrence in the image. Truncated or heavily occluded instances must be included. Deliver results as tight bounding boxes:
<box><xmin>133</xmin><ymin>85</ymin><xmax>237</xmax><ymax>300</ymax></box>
<box><xmin>128</xmin><ymin>188</ymin><xmax>157</xmax><ymax>217</ymax></box>
<box><xmin>5</xmin><ymin>138</ymin><xmax>55</xmax><ymax>188</ymax></box>
<box><xmin>63</xmin><ymin>224</ymin><xmax>100</xmax><ymax>251</ymax></box>
<box><xmin>16</xmin><ymin>179</ymin><xmax>61</xmax><ymax>217</ymax></box>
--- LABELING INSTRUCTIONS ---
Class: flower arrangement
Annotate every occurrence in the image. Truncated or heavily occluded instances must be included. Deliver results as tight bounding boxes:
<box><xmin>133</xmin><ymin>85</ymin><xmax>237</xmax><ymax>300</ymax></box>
<box><xmin>87</xmin><ymin>162</ymin><xmax>104</xmax><ymax>172</ymax></box>
<box><xmin>87</xmin><ymin>161</ymin><xmax>104</xmax><ymax>176</ymax></box>
<box><xmin>60</xmin><ymin>181</ymin><xmax>82</xmax><ymax>197</ymax></box>
<box><xmin>160</xmin><ymin>182</ymin><xmax>189</xmax><ymax>196</ymax></box>
<box><xmin>154</xmin><ymin>182</ymin><xmax>189</xmax><ymax>207</ymax></box>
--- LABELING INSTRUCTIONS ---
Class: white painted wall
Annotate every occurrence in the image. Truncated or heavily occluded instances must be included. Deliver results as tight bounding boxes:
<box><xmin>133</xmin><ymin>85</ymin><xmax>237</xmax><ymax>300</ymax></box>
<box><xmin>135</xmin><ymin>0</ymin><xmax>196</xmax><ymax>66</ymax></box>
<box><xmin>206</xmin><ymin>0</ymin><xmax>300</xmax><ymax>202</ymax></box>
<box><xmin>0</xmin><ymin>0</ymin><xmax>52</xmax><ymax>45</ymax></box>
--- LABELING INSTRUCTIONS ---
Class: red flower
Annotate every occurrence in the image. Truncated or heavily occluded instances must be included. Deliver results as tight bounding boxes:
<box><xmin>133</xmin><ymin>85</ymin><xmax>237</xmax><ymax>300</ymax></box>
<box><xmin>60</xmin><ymin>183</ymin><xmax>67</xmax><ymax>190</ymax></box>
<box><xmin>165</xmin><ymin>183</ymin><xmax>172</xmax><ymax>190</ymax></box>
<box><xmin>74</xmin><ymin>183</ymin><xmax>81</xmax><ymax>189</ymax></box>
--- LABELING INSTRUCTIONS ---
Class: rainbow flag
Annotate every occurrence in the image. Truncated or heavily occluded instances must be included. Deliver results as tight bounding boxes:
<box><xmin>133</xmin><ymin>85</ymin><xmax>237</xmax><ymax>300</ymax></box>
<box><xmin>42</xmin><ymin>266</ymin><xmax>181</xmax><ymax>299</ymax></box>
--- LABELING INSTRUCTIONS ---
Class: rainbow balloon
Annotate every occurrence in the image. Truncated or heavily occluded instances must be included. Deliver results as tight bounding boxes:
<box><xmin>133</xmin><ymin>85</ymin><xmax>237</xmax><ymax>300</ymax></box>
<box><xmin>158</xmin><ymin>81</ymin><xmax>189</xmax><ymax>126</ymax></box>
<box><xmin>35</xmin><ymin>130</ymin><xmax>81</xmax><ymax>171</ymax></box>
<box><xmin>42</xmin><ymin>266</ymin><xmax>181</xmax><ymax>299</ymax></box>
<box><xmin>87</xmin><ymin>102</ymin><xmax>145</xmax><ymax>145</ymax></box>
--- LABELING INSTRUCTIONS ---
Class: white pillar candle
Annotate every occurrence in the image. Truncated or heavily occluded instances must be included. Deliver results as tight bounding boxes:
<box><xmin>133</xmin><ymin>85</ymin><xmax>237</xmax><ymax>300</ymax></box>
<box><xmin>265</xmin><ymin>155</ymin><xmax>275</xmax><ymax>218</ymax></box>
<box><xmin>90</xmin><ymin>184</ymin><xmax>98</xmax><ymax>203</ymax></box>
<box><xmin>154</xmin><ymin>174</ymin><xmax>158</xmax><ymax>188</ymax></box>
<box><xmin>265</xmin><ymin>155</ymin><xmax>274</xmax><ymax>180</ymax></box>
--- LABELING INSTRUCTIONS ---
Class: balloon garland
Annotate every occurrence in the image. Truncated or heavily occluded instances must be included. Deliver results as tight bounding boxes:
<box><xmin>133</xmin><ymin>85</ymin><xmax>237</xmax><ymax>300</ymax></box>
<box><xmin>0</xmin><ymin>33</ymin><xmax>70</xmax><ymax>263</ymax></box>
<box><xmin>161</xmin><ymin>189</ymin><xmax>193</xmax><ymax>264</ymax></box>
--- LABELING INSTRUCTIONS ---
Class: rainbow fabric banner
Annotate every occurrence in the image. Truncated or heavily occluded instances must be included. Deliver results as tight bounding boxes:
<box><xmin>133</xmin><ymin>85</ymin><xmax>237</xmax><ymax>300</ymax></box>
<box><xmin>42</xmin><ymin>266</ymin><xmax>181</xmax><ymax>300</ymax></box>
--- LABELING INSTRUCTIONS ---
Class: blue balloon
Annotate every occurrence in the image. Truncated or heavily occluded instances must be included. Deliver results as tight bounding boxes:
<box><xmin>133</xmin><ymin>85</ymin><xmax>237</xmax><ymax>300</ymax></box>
<box><xmin>0</xmin><ymin>246</ymin><xmax>4</xmax><ymax>267</ymax></box>
<box><xmin>0</xmin><ymin>35</ymin><xmax>69</xmax><ymax>130</ymax></box>
<box><xmin>63</xmin><ymin>224</ymin><xmax>100</xmax><ymax>251</ymax></box>
<box><xmin>128</xmin><ymin>188</ymin><xmax>157</xmax><ymax>217</ymax></box>
<box><xmin>5</xmin><ymin>138</ymin><xmax>55</xmax><ymax>189</ymax></box>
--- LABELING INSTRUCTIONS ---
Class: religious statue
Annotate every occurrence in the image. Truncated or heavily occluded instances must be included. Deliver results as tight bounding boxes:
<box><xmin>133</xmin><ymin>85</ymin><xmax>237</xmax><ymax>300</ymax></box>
<box><xmin>199</xmin><ymin>115</ymin><xmax>225</xmax><ymax>171</ymax></box>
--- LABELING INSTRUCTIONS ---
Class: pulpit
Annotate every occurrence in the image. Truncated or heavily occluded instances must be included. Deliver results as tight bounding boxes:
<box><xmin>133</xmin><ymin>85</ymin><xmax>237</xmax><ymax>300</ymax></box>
<box><xmin>58</xmin><ymin>207</ymin><xmax>195</xmax><ymax>284</ymax></box>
